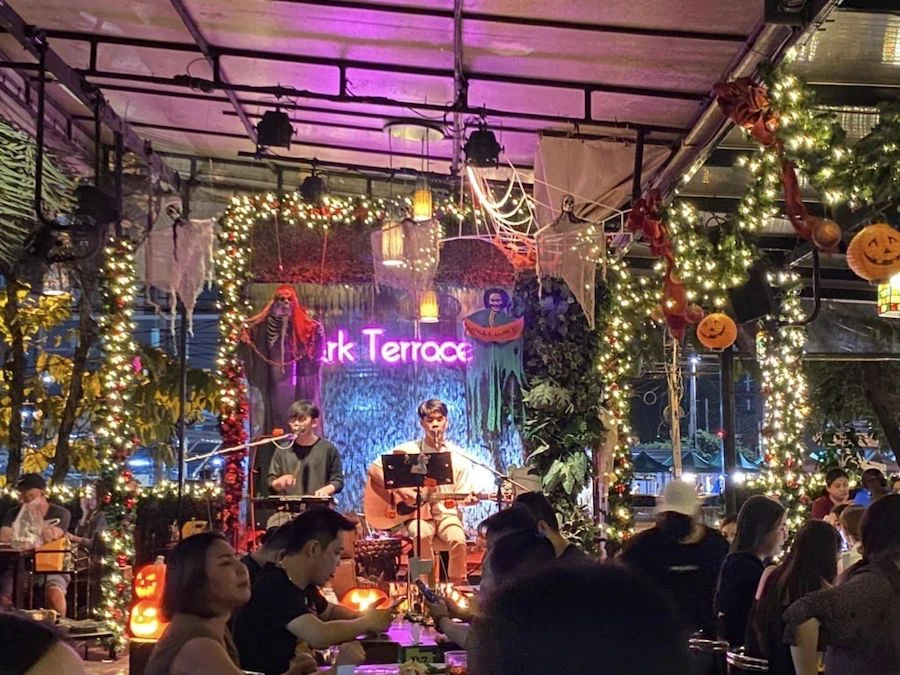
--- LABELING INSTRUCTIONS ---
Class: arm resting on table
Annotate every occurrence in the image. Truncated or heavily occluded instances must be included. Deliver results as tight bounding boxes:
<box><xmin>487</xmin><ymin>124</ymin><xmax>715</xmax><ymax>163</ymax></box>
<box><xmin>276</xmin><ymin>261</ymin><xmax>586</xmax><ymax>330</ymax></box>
<box><xmin>286</xmin><ymin>613</ymin><xmax>370</xmax><ymax>650</ymax></box>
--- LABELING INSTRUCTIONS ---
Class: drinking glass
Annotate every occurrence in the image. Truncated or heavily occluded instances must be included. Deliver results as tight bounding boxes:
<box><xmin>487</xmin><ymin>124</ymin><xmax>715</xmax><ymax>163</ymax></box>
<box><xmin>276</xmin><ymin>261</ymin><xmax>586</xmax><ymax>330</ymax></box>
<box><xmin>444</xmin><ymin>650</ymin><xmax>467</xmax><ymax>675</ymax></box>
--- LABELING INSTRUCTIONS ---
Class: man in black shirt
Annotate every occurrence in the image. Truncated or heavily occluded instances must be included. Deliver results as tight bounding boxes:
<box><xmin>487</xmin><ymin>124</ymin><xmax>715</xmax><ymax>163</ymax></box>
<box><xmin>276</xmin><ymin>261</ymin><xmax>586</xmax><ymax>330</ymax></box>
<box><xmin>622</xmin><ymin>481</ymin><xmax>729</xmax><ymax>636</ymax></box>
<box><xmin>233</xmin><ymin>509</ymin><xmax>394</xmax><ymax>675</ymax></box>
<box><xmin>239</xmin><ymin>522</ymin><xmax>294</xmax><ymax>588</ymax></box>
<box><xmin>514</xmin><ymin>492</ymin><xmax>590</xmax><ymax>562</ymax></box>
<box><xmin>269</xmin><ymin>400</ymin><xmax>344</xmax><ymax>498</ymax></box>
<box><xmin>0</xmin><ymin>474</ymin><xmax>72</xmax><ymax>615</ymax></box>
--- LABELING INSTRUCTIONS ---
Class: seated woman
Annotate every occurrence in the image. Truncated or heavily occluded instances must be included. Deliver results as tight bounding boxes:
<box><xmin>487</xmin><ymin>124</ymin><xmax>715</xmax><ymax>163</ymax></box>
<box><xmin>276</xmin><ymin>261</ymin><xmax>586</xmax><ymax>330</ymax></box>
<box><xmin>715</xmin><ymin>495</ymin><xmax>786</xmax><ymax>645</ymax></box>
<box><xmin>745</xmin><ymin>519</ymin><xmax>840</xmax><ymax>674</ymax></box>
<box><xmin>0</xmin><ymin>611</ymin><xmax>86</xmax><ymax>674</ymax></box>
<box><xmin>785</xmin><ymin>494</ymin><xmax>900</xmax><ymax>675</ymax></box>
<box><xmin>145</xmin><ymin>532</ymin><xmax>253</xmax><ymax>675</ymax></box>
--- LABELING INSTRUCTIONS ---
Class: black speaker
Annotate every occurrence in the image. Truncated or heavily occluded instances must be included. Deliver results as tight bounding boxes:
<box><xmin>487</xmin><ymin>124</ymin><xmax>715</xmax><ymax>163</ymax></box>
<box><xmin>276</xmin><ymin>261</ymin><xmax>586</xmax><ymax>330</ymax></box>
<box><xmin>729</xmin><ymin>262</ymin><xmax>778</xmax><ymax>324</ymax></box>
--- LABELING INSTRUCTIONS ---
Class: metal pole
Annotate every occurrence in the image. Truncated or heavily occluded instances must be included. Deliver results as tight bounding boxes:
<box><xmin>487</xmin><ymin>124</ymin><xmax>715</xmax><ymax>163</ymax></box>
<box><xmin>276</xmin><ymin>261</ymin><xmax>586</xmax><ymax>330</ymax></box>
<box><xmin>175</xmin><ymin>164</ymin><xmax>194</xmax><ymax>534</ymax></box>
<box><xmin>631</xmin><ymin>128</ymin><xmax>646</xmax><ymax>201</ymax></box>
<box><xmin>721</xmin><ymin>349</ymin><xmax>738</xmax><ymax>516</ymax></box>
<box><xmin>689</xmin><ymin>358</ymin><xmax>698</xmax><ymax>443</ymax></box>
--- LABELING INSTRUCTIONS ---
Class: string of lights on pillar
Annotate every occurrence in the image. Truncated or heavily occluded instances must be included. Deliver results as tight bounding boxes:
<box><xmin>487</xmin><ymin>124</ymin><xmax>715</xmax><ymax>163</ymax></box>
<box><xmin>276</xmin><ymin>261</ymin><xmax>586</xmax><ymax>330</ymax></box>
<box><xmin>596</xmin><ymin>259</ymin><xmax>658</xmax><ymax>545</ymax></box>
<box><xmin>753</xmin><ymin>272</ymin><xmax>819</xmax><ymax>535</ymax></box>
<box><xmin>96</xmin><ymin>237</ymin><xmax>141</xmax><ymax>649</ymax></box>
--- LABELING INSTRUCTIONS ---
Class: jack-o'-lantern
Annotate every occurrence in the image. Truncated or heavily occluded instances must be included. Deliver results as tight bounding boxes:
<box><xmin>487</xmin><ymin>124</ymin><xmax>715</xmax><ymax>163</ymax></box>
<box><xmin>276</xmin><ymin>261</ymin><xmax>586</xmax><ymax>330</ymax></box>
<box><xmin>696</xmin><ymin>313</ymin><xmax>738</xmax><ymax>350</ymax></box>
<box><xmin>846</xmin><ymin>223</ymin><xmax>900</xmax><ymax>282</ymax></box>
<box><xmin>128</xmin><ymin>601</ymin><xmax>167</xmax><ymax>640</ymax></box>
<box><xmin>134</xmin><ymin>559</ymin><xmax>166</xmax><ymax>602</ymax></box>
<box><xmin>340</xmin><ymin>587</ymin><xmax>389</xmax><ymax>612</ymax></box>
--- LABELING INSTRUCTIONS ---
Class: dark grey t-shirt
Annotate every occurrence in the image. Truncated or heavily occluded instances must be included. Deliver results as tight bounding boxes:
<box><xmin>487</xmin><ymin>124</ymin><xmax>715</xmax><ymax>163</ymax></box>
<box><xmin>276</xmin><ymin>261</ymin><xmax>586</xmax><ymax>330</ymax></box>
<box><xmin>267</xmin><ymin>437</ymin><xmax>344</xmax><ymax>495</ymax></box>
<box><xmin>2</xmin><ymin>502</ymin><xmax>72</xmax><ymax>533</ymax></box>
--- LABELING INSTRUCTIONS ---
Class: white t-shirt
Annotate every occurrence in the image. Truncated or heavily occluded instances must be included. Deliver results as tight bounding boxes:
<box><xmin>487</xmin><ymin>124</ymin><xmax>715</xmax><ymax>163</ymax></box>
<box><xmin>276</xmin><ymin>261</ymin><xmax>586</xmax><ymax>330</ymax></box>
<box><xmin>371</xmin><ymin>439</ymin><xmax>475</xmax><ymax>521</ymax></box>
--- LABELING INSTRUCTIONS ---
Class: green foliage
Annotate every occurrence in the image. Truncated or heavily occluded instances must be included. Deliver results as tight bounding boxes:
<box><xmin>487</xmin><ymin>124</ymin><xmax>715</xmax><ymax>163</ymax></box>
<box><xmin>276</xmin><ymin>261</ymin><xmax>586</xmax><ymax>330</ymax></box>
<box><xmin>515</xmin><ymin>274</ymin><xmax>605</xmax><ymax>553</ymax></box>
<box><xmin>839</xmin><ymin>104</ymin><xmax>900</xmax><ymax>207</ymax></box>
<box><xmin>0</xmin><ymin>120</ymin><xmax>75</xmax><ymax>270</ymax></box>
<box><xmin>130</xmin><ymin>346</ymin><xmax>223</xmax><ymax>469</ymax></box>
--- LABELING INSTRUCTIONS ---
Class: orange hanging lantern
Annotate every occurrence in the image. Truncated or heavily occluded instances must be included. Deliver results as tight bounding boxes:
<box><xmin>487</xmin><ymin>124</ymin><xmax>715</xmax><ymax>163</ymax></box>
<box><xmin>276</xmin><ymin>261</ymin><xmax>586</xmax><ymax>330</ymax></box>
<box><xmin>696</xmin><ymin>313</ymin><xmax>738</xmax><ymax>351</ymax></box>
<box><xmin>419</xmin><ymin>290</ymin><xmax>440</xmax><ymax>323</ymax></box>
<box><xmin>340</xmin><ymin>587</ymin><xmax>389</xmax><ymax>612</ymax></box>
<box><xmin>846</xmin><ymin>223</ymin><xmax>900</xmax><ymax>283</ymax></box>
<box><xmin>129</xmin><ymin>601</ymin><xmax>166</xmax><ymax>640</ymax></box>
<box><xmin>381</xmin><ymin>220</ymin><xmax>406</xmax><ymax>267</ymax></box>
<box><xmin>133</xmin><ymin>559</ymin><xmax>166</xmax><ymax>602</ymax></box>
<box><xmin>412</xmin><ymin>178</ymin><xmax>433</xmax><ymax>222</ymax></box>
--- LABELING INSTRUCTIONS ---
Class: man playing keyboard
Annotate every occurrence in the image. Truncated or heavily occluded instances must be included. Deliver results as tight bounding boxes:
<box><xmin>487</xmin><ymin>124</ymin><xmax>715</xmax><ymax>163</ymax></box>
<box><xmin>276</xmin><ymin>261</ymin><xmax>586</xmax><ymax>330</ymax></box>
<box><xmin>269</xmin><ymin>400</ymin><xmax>345</xmax><ymax>499</ymax></box>
<box><xmin>366</xmin><ymin>399</ymin><xmax>477</xmax><ymax>584</ymax></box>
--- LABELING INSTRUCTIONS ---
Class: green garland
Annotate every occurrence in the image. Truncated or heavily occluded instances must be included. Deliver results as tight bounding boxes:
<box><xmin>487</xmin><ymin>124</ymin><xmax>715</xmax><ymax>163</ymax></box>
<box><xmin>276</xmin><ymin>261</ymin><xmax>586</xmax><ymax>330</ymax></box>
<box><xmin>96</xmin><ymin>238</ymin><xmax>141</xmax><ymax>649</ymax></box>
<box><xmin>596</xmin><ymin>259</ymin><xmax>658</xmax><ymax>545</ymax></box>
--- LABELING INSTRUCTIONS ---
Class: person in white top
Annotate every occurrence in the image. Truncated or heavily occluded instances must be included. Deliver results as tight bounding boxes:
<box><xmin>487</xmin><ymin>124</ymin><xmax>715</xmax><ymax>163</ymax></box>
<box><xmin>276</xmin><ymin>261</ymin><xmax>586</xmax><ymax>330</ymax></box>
<box><xmin>367</xmin><ymin>399</ymin><xmax>477</xmax><ymax>583</ymax></box>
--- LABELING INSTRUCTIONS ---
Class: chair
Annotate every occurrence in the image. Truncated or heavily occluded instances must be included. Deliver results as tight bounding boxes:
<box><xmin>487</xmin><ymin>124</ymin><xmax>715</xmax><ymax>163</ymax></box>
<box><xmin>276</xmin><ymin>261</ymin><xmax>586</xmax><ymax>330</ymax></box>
<box><xmin>28</xmin><ymin>537</ymin><xmax>86</xmax><ymax>618</ymax></box>
<box><xmin>726</xmin><ymin>647</ymin><xmax>769</xmax><ymax>673</ymax></box>
<box><xmin>688</xmin><ymin>634</ymin><xmax>728</xmax><ymax>675</ymax></box>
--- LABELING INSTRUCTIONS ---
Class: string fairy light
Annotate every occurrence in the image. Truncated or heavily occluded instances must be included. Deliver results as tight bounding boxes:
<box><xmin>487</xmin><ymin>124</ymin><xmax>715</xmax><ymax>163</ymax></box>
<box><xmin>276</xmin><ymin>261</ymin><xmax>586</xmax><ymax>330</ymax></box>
<box><xmin>596</xmin><ymin>258</ymin><xmax>659</xmax><ymax>544</ymax></box>
<box><xmin>95</xmin><ymin>237</ymin><xmax>141</xmax><ymax>649</ymax></box>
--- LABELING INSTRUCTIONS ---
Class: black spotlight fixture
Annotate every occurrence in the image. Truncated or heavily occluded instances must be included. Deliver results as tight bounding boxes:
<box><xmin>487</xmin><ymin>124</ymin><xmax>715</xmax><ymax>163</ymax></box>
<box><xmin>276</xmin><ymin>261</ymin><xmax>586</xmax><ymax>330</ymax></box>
<box><xmin>256</xmin><ymin>109</ymin><xmax>293</xmax><ymax>150</ymax></box>
<box><xmin>464</xmin><ymin>124</ymin><xmax>503</xmax><ymax>168</ymax></box>
<box><xmin>299</xmin><ymin>173</ymin><xmax>327</xmax><ymax>205</ymax></box>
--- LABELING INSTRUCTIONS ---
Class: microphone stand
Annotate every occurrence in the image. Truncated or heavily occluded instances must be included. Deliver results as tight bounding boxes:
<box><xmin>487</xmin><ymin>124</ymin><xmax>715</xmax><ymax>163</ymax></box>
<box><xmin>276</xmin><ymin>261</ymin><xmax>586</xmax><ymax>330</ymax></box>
<box><xmin>453</xmin><ymin>449</ymin><xmax>532</xmax><ymax>512</ymax></box>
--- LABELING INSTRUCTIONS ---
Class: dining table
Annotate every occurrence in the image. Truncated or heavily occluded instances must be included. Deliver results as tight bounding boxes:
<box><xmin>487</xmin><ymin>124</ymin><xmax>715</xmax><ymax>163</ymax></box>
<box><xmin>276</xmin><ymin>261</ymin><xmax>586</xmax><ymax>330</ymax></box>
<box><xmin>0</xmin><ymin>543</ymin><xmax>35</xmax><ymax>608</ymax></box>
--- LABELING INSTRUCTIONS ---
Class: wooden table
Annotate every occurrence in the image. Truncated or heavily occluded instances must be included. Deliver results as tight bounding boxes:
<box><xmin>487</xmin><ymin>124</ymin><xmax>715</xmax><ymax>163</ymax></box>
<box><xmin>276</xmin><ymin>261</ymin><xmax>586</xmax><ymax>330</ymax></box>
<box><xmin>0</xmin><ymin>544</ymin><xmax>35</xmax><ymax>608</ymax></box>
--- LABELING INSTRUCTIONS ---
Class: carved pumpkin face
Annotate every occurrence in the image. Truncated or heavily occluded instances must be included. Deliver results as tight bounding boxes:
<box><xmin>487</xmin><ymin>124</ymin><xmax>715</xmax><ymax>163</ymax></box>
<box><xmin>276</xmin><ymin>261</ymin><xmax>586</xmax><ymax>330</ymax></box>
<box><xmin>697</xmin><ymin>313</ymin><xmax>737</xmax><ymax>350</ymax></box>
<box><xmin>340</xmin><ymin>587</ymin><xmax>389</xmax><ymax>612</ymax></box>
<box><xmin>129</xmin><ymin>601</ymin><xmax>166</xmax><ymax>640</ymax></box>
<box><xmin>134</xmin><ymin>563</ymin><xmax>166</xmax><ymax>602</ymax></box>
<box><xmin>846</xmin><ymin>223</ymin><xmax>900</xmax><ymax>282</ymax></box>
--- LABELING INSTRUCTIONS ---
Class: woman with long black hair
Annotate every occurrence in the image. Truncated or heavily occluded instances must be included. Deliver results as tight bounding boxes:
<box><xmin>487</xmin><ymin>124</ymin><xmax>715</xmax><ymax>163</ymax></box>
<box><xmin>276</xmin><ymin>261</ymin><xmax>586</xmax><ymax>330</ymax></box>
<box><xmin>745</xmin><ymin>519</ymin><xmax>841</xmax><ymax>673</ymax></box>
<box><xmin>715</xmin><ymin>495</ymin><xmax>786</xmax><ymax>645</ymax></box>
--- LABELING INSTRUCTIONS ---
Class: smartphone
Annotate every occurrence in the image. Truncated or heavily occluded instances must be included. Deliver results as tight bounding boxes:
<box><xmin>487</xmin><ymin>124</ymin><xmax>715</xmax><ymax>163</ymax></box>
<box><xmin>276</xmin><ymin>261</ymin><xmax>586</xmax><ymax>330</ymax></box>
<box><xmin>414</xmin><ymin>579</ymin><xmax>439</xmax><ymax>604</ymax></box>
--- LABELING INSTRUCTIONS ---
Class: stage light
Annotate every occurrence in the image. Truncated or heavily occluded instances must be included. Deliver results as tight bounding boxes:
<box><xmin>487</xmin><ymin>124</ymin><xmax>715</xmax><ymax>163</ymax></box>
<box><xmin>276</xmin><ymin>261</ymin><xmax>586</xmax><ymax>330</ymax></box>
<box><xmin>299</xmin><ymin>174</ymin><xmax>326</xmax><ymax>205</ymax></box>
<box><xmin>464</xmin><ymin>124</ymin><xmax>502</xmax><ymax>167</ymax></box>
<box><xmin>256</xmin><ymin>109</ymin><xmax>293</xmax><ymax>149</ymax></box>
<box><xmin>680</xmin><ymin>472</ymin><xmax>697</xmax><ymax>484</ymax></box>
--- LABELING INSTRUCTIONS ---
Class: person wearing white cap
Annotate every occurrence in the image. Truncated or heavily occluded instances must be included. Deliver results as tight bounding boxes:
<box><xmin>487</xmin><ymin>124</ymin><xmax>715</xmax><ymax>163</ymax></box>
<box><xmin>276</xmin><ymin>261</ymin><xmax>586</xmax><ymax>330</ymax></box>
<box><xmin>622</xmin><ymin>480</ymin><xmax>729</xmax><ymax>636</ymax></box>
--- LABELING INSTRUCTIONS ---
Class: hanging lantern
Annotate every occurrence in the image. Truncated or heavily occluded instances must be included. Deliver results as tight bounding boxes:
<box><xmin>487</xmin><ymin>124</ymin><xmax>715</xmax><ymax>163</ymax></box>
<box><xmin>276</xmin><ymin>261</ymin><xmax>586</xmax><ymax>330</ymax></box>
<box><xmin>419</xmin><ymin>290</ymin><xmax>440</xmax><ymax>323</ymax></box>
<box><xmin>846</xmin><ymin>223</ymin><xmax>900</xmax><ymax>282</ymax></box>
<box><xmin>412</xmin><ymin>178</ymin><xmax>433</xmax><ymax>222</ymax></box>
<box><xmin>696</xmin><ymin>312</ymin><xmax>738</xmax><ymax>351</ymax></box>
<box><xmin>877</xmin><ymin>273</ymin><xmax>900</xmax><ymax>318</ymax></box>
<box><xmin>381</xmin><ymin>219</ymin><xmax>405</xmax><ymax>267</ymax></box>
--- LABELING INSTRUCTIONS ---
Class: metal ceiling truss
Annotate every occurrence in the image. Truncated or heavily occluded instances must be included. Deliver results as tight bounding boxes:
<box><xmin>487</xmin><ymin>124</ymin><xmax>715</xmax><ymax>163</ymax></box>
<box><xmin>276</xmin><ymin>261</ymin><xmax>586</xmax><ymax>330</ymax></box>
<box><xmin>0</xmin><ymin>3</ymin><xmax>180</xmax><ymax>188</ymax></box>
<box><xmin>269</xmin><ymin>0</ymin><xmax>750</xmax><ymax>42</ymax></box>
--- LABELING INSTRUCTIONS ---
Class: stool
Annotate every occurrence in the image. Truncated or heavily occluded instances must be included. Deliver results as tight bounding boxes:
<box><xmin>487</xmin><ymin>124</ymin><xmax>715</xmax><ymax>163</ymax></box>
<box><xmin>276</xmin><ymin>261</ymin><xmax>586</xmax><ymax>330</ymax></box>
<box><xmin>726</xmin><ymin>647</ymin><xmax>769</xmax><ymax>673</ymax></box>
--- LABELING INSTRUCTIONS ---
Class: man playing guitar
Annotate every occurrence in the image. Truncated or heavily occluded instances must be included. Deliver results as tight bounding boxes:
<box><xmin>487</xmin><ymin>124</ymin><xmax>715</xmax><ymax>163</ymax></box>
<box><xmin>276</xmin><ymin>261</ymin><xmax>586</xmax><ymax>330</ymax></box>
<box><xmin>365</xmin><ymin>399</ymin><xmax>478</xmax><ymax>584</ymax></box>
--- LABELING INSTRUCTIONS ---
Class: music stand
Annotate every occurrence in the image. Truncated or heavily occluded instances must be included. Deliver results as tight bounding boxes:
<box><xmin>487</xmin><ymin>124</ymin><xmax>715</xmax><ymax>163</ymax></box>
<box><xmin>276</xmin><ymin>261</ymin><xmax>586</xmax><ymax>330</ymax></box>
<box><xmin>381</xmin><ymin>452</ymin><xmax>454</xmax><ymax>577</ymax></box>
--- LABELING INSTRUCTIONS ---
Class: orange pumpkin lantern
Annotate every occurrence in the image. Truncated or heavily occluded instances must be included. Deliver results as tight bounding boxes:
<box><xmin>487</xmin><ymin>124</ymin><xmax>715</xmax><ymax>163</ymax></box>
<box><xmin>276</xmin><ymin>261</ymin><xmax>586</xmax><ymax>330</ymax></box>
<box><xmin>134</xmin><ymin>559</ymin><xmax>166</xmax><ymax>602</ymax></box>
<box><xmin>696</xmin><ymin>313</ymin><xmax>738</xmax><ymax>351</ymax></box>
<box><xmin>846</xmin><ymin>223</ymin><xmax>900</xmax><ymax>282</ymax></box>
<box><xmin>129</xmin><ymin>601</ymin><xmax>167</xmax><ymax>640</ymax></box>
<box><xmin>340</xmin><ymin>587</ymin><xmax>389</xmax><ymax>612</ymax></box>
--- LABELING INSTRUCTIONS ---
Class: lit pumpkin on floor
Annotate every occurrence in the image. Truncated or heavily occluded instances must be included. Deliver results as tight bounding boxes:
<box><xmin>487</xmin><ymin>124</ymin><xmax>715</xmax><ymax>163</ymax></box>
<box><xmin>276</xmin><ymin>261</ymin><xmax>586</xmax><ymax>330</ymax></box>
<box><xmin>846</xmin><ymin>223</ymin><xmax>900</xmax><ymax>283</ymax></box>
<box><xmin>129</xmin><ymin>601</ymin><xmax>166</xmax><ymax>640</ymax></box>
<box><xmin>696</xmin><ymin>313</ymin><xmax>738</xmax><ymax>350</ymax></box>
<box><xmin>133</xmin><ymin>558</ymin><xmax>166</xmax><ymax>602</ymax></box>
<box><xmin>340</xmin><ymin>587</ymin><xmax>389</xmax><ymax>612</ymax></box>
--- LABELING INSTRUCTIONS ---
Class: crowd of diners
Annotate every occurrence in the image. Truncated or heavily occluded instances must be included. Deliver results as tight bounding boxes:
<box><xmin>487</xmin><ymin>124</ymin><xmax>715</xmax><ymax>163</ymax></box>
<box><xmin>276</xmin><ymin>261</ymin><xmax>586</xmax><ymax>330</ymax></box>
<box><xmin>0</xmin><ymin>468</ymin><xmax>898</xmax><ymax>674</ymax></box>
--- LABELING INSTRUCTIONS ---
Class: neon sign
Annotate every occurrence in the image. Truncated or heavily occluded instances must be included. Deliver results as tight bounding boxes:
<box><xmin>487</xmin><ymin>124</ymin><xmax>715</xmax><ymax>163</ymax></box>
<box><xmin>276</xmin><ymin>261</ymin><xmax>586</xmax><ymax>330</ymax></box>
<box><xmin>323</xmin><ymin>328</ymin><xmax>472</xmax><ymax>365</ymax></box>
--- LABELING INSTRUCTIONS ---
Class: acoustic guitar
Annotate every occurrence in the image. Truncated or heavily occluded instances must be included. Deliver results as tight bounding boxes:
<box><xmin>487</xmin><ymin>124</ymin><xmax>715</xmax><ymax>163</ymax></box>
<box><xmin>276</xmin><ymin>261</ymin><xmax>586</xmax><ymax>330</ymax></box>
<box><xmin>363</xmin><ymin>480</ymin><xmax>496</xmax><ymax>531</ymax></box>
